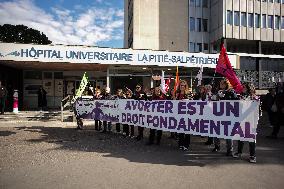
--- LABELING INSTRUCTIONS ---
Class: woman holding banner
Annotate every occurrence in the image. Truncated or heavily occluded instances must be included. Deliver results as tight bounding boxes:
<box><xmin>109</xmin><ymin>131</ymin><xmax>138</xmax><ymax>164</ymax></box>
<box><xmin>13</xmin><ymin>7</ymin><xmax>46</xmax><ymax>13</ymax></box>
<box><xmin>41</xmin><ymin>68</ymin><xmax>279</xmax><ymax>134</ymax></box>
<box><xmin>124</xmin><ymin>88</ymin><xmax>135</xmax><ymax>137</ymax></box>
<box><xmin>233</xmin><ymin>82</ymin><xmax>258</xmax><ymax>163</ymax></box>
<box><xmin>173</xmin><ymin>80</ymin><xmax>193</xmax><ymax>151</ymax></box>
<box><xmin>146</xmin><ymin>86</ymin><xmax>166</xmax><ymax>145</ymax></box>
<box><xmin>212</xmin><ymin>78</ymin><xmax>239</xmax><ymax>156</ymax></box>
<box><xmin>133</xmin><ymin>84</ymin><xmax>148</xmax><ymax>141</ymax></box>
<box><xmin>94</xmin><ymin>88</ymin><xmax>102</xmax><ymax>131</ymax></box>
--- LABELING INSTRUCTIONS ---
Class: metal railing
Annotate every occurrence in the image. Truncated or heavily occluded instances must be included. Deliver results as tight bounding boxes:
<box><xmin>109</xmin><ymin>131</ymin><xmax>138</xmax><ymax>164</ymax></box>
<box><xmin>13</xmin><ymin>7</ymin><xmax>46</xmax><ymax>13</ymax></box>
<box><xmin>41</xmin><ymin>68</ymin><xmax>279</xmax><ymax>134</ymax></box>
<box><xmin>61</xmin><ymin>95</ymin><xmax>74</xmax><ymax>122</ymax></box>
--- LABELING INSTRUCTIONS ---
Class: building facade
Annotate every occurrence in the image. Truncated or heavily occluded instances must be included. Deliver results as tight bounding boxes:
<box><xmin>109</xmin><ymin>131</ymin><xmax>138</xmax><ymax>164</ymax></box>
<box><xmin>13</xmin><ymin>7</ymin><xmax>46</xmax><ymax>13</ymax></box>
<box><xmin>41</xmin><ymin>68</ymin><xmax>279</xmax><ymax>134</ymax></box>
<box><xmin>124</xmin><ymin>0</ymin><xmax>284</xmax><ymax>89</ymax></box>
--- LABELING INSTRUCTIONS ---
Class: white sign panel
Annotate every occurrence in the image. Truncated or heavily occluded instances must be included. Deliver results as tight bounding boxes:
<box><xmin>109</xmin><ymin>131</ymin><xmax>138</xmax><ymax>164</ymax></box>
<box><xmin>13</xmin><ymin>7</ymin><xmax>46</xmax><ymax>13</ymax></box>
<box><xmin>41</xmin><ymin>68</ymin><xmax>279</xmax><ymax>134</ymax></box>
<box><xmin>0</xmin><ymin>43</ymin><xmax>238</xmax><ymax>68</ymax></box>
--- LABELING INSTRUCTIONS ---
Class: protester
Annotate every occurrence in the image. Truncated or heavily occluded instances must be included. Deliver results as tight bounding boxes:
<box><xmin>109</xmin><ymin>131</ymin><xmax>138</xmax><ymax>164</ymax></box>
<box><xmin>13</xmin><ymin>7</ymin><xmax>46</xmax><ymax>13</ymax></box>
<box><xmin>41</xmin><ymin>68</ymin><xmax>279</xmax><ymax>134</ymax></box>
<box><xmin>101</xmin><ymin>87</ymin><xmax>113</xmax><ymax>133</ymax></box>
<box><xmin>212</xmin><ymin>78</ymin><xmax>239</xmax><ymax>156</ymax></box>
<box><xmin>267</xmin><ymin>85</ymin><xmax>284</xmax><ymax>139</ymax></box>
<box><xmin>173</xmin><ymin>80</ymin><xmax>193</xmax><ymax>151</ymax></box>
<box><xmin>114</xmin><ymin>89</ymin><xmax>125</xmax><ymax>133</ymax></box>
<box><xmin>204</xmin><ymin>84</ymin><xmax>213</xmax><ymax>145</ymax></box>
<box><xmin>0</xmin><ymin>81</ymin><xmax>7</xmax><ymax>114</ymax></box>
<box><xmin>123</xmin><ymin>88</ymin><xmax>135</xmax><ymax>137</ymax></box>
<box><xmin>233</xmin><ymin>82</ymin><xmax>258</xmax><ymax>163</ymax></box>
<box><xmin>94</xmin><ymin>88</ymin><xmax>102</xmax><ymax>131</ymax></box>
<box><xmin>194</xmin><ymin>85</ymin><xmax>206</xmax><ymax>101</ymax></box>
<box><xmin>146</xmin><ymin>86</ymin><xmax>165</xmax><ymax>145</ymax></box>
<box><xmin>37</xmin><ymin>86</ymin><xmax>47</xmax><ymax>111</ymax></box>
<box><xmin>262</xmin><ymin>88</ymin><xmax>279</xmax><ymax>138</ymax></box>
<box><xmin>133</xmin><ymin>84</ymin><xmax>148</xmax><ymax>140</ymax></box>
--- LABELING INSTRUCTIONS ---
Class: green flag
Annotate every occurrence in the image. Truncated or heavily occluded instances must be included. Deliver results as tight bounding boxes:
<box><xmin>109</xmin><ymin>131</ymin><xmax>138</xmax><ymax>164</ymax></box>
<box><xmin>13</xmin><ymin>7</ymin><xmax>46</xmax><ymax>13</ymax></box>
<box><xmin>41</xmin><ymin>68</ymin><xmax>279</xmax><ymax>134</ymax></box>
<box><xmin>75</xmin><ymin>72</ymin><xmax>89</xmax><ymax>98</ymax></box>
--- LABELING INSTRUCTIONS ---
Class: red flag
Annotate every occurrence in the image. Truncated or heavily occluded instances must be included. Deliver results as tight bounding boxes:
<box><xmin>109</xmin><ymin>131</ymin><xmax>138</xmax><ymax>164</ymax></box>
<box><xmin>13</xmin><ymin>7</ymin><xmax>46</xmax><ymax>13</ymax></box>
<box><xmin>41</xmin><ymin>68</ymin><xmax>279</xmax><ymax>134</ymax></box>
<box><xmin>216</xmin><ymin>44</ymin><xmax>243</xmax><ymax>93</ymax></box>
<box><xmin>165</xmin><ymin>76</ymin><xmax>171</xmax><ymax>92</ymax></box>
<box><xmin>173</xmin><ymin>65</ymin><xmax>179</xmax><ymax>94</ymax></box>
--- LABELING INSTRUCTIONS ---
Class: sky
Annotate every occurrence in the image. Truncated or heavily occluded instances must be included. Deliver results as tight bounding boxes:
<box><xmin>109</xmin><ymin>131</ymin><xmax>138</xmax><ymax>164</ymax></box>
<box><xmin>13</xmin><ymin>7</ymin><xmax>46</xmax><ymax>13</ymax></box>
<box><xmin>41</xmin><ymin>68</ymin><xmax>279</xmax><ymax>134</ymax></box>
<box><xmin>0</xmin><ymin>0</ymin><xmax>124</xmax><ymax>48</ymax></box>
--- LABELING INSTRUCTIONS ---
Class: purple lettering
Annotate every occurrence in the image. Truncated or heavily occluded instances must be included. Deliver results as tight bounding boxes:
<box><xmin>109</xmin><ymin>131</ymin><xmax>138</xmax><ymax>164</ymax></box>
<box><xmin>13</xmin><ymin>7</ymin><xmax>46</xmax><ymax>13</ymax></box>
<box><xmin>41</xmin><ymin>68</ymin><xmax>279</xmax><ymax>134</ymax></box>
<box><xmin>245</xmin><ymin>122</ymin><xmax>256</xmax><ymax>139</ymax></box>
<box><xmin>197</xmin><ymin>101</ymin><xmax>207</xmax><ymax>115</ymax></box>
<box><xmin>178</xmin><ymin>102</ymin><xmax>187</xmax><ymax>114</ymax></box>
<box><xmin>160</xmin><ymin>116</ymin><xmax>168</xmax><ymax>128</ymax></box>
<box><xmin>221</xmin><ymin>121</ymin><xmax>231</xmax><ymax>136</ymax></box>
<box><xmin>132</xmin><ymin>114</ymin><xmax>139</xmax><ymax>124</ymax></box>
<box><xmin>213</xmin><ymin>102</ymin><xmax>224</xmax><ymax>116</ymax></box>
<box><xmin>152</xmin><ymin>116</ymin><xmax>159</xmax><ymax>127</ymax></box>
<box><xmin>187</xmin><ymin>102</ymin><xmax>196</xmax><ymax>115</ymax></box>
<box><xmin>209</xmin><ymin>120</ymin><xmax>220</xmax><ymax>135</ymax></box>
<box><xmin>188</xmin><ymin>118</ymin><xmax>199</xmax><ymax>132</ymax></box>
<box><xmin>200</xmin><ymin>119</ymin><xmax>209</xmax><ymax>133</ymax></box>
<box><xmin>168</xmin><ymin>117</ymin><xmax>177</xmax><ymax>130</ymax></box>
<box><xmin>230</xmin><ymin>122</ymin><xmax>244</xmax><ymax>137</ymax></box>
<box><xmin>157</xmin><ymin>101</ymin><xmax>165</xmax><ymax>113</ymax></box>
<box><xmin>165</xmin><ymin>101</ymin><xmax>173</xmax><ymax>113</ymax></box>
<box><xmin>177</xmin><ymin>118</ymin><xmax>187</xmax><ymax>131</ymax></box>
<box><xmin>226</xmin><ymin>102</ymin><xmax>239</xmax><ymax>117</ymax></box>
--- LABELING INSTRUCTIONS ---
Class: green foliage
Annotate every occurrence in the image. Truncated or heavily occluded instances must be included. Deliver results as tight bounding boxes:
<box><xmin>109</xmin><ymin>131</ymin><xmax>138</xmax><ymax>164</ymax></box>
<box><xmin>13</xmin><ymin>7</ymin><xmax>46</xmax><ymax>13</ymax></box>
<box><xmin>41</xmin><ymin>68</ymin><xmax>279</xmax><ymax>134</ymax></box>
<box><xmin>0</xmin><ymin>24</ymin><xmax>52</xmax><ymax>44</ymax></box>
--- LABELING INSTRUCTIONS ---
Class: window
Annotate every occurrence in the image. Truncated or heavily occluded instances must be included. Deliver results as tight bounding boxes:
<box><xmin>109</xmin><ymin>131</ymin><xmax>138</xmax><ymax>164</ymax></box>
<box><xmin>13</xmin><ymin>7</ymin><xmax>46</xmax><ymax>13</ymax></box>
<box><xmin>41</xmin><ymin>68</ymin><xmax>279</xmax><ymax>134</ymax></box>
<box><xmin>234</xmin><ymin>11</ymin><xmax>240</xmax><ymax>26</ymax></box>
<box><xmin>196</xmin><ymin>43</ymin><xmax>202</xmax><ymax>52</ymax></box>
<box><xmin>241</xmin><ymin>12</ymin><xmax>247</xmax><ymax>27</ymax></box>
<box><xmin>281</xmin><ymin>16</ymin><xmax>284</xmax><ymax>29</ymax></box>
<box><xmin>262</xmin><ymin>14</ymin><xmax>267</xmax><ymax>28</ymax></box>
<box><xmin>190</xmin><ymin>17</ymin><xmax>195</xmax><ymax>31</ymax></box>
<box><xmin>262</xmin><ymin>0</ymin><xmax>267</xmax><ymax>2</ymax></box>
<box><xmin>204</xmin><ymin>43</ymin><xmax>209</xmax><ymax>51</ymax></box>
<box><xmin>190</xmin><ymin>0</ymin><xmax>195</xmax><ymax>6</ymax></box>
<box><xmin>255</xmin><ymin>14</ymin><xmax>260</xmax><ymax>28</ymax></box>
<box><xmin>282</xmin><ymin>0</ymin><xmax>284</xmax><ymax>4</ymax></box>
<box><xmin>268</xmin><ymin>0</ymin><xmax>273</xmax><ymax>2</ymax></box>
<box><xmin>196</xmin><ymin>0</ymin><xmax>201</xmax><ymax>7</ymax></box>
<box><xmin>268</xmin><ymin>15</ymin><xmax>273</xmax><ymax>28</ymax></box>
<box><xmin>54</xmin><ymin>72</ymin><xmax>63</xmax><ymax>79</ymax></box>
<box><xmin>275</xmin><ymin>0</ymin><xmax>280</xmax><ymax>3</ymax></box>
<box><xmin>190</xmin><ymin>42</ymin><xmax>195</xmax><ymax>52</ymax></box>
<box><xmin>227</xmin><ymin>10</ymin><xmax>233</xmax><ymax>25</ymax></box>
<box><xmin>197</xmin><ymin>18</ymin><xmax>202</xmax><ymax>32</ymax></box>
<box><xmin>43</xmin><ymin>72</ymin><xmax>52</xmax><ymax>79</ymax></box>
<box><xmin>275</xmin><ymin>16</ymin><xmax>280</xmax><ymax>29</ymax></box>
<box><xmin>202</xmin><ymin>0</ymin><xmax>208</xmax><ymax>7</ymax></box>
<box><xmin>202</xmin><ymin>19</ymin><xmax>208</xmax><ymax>32</ymax></box>
<box><xmin>248</xmin><ymin>13</ymin><xmax>254</xmax><ymax>27</ymax></box>
<box><xmin>24</xmin><ymin>71</ymin><xmax>42</xmax><ymax>80</ymax></box>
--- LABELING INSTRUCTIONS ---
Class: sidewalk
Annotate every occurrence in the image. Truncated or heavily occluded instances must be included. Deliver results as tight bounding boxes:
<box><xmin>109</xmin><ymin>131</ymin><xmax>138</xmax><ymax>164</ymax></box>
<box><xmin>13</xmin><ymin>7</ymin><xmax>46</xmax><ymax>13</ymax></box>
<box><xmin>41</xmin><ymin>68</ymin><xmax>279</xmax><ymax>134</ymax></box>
<box><xmin>0</xmin><ymin>111</ymin><xmax>95</xmax><ymax>127</ymax></box>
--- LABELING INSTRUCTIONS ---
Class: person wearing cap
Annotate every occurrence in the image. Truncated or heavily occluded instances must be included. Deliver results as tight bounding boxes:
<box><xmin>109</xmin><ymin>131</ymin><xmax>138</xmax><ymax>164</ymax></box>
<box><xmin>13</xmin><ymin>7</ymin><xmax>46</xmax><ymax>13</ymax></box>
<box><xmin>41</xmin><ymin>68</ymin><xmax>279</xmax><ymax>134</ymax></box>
<box><xmin>133</xmin><ymin>84</ymin><xmax>148</xmax><ymax>141</ymax></box>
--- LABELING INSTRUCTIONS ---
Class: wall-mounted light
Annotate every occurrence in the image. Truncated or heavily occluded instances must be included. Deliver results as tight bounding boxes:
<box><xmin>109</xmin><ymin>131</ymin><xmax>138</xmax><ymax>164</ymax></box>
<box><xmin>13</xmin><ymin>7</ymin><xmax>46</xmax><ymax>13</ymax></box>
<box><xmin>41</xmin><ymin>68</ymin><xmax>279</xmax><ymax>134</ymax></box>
<box><xmin>142</xmin><ymin>67</ymin><xmax>147</xmax><ymax>70</ymax></box>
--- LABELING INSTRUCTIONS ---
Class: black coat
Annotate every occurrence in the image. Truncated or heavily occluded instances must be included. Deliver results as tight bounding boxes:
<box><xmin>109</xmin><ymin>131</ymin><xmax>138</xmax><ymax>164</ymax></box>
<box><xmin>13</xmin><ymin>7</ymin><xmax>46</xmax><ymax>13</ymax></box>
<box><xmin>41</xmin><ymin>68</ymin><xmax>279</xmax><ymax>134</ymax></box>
<box><xmin>37</xmin><ymin>88</ymin><xmax>47</xmax><ymax>108</ymax></box>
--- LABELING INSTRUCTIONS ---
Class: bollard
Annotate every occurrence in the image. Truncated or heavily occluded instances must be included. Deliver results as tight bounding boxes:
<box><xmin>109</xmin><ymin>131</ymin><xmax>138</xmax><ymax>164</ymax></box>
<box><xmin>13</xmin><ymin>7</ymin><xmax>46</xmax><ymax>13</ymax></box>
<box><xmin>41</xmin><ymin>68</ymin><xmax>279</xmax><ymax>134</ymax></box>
<box><xmin>13</xmin><ymin>89</ymin><xmax>19</xmax><ymax>114</ymax></box>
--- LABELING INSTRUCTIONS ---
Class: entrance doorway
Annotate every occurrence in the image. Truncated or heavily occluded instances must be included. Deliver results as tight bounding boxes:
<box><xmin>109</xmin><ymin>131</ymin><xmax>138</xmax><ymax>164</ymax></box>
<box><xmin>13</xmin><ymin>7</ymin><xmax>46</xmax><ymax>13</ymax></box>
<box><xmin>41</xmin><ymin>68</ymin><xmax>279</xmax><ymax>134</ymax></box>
<box><xmin>111</xmin><ymin>76</ymin><xmax>143</xmax><ymax>92</ymax></box>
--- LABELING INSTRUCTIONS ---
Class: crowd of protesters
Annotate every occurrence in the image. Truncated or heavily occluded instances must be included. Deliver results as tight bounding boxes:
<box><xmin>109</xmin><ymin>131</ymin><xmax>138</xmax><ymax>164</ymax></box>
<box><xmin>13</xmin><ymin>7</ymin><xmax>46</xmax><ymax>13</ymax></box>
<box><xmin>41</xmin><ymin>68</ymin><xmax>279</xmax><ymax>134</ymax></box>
<box><xmin>74</xmin><ymin>79</ymin><xmax>284</xmax><ymax>164</ymax></box>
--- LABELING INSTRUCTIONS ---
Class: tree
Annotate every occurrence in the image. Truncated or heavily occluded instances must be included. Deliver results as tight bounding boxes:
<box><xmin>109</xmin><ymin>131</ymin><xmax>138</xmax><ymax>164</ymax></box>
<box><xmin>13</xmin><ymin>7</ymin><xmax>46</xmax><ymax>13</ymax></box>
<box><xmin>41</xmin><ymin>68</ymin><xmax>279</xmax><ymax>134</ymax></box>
<box><xmin>0</xmin><ymin>24</ymin><xmax>52</xmax><ymax>44</ymax></box>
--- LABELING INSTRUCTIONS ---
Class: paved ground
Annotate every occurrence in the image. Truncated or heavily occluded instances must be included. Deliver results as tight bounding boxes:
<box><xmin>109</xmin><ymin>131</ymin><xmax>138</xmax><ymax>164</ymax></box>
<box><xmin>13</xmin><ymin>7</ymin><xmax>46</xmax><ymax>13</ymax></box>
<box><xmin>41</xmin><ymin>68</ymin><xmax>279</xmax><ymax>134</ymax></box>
<box><xmin>0</xmin><ymin>111</ymin><xmax>284</xmax><ymax>189</ymax></box>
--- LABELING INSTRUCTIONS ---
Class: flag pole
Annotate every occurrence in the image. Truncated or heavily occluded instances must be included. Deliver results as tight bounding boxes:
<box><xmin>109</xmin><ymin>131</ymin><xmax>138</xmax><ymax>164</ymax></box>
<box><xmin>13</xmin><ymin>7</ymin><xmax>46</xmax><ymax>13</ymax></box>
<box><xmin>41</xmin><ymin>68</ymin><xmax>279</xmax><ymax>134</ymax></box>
<box><xmin>211</xmin><ymin>37</ymin><xmax>225</xmax><ymax>87</ymax></box>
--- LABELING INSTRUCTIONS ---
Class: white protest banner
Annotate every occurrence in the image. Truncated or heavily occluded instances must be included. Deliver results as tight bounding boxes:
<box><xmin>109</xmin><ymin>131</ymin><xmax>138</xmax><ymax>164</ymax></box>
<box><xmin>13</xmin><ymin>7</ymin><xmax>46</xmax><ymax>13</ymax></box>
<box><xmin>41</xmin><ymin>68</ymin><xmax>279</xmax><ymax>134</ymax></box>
<box><xmin>75</xmin><ymin>99</ymin><xmax>259</xmax><ymax>142</ymax></box>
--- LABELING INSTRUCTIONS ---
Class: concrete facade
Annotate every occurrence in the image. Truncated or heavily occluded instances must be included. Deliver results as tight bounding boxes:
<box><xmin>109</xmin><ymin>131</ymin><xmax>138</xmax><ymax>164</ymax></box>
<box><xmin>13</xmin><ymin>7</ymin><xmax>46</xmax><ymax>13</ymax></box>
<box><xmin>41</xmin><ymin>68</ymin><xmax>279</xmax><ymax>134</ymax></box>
<box><xmin>125</xmin><ymin>0</ymin><xmax>284</xmax><ymax>54</ymax></box>
<box><xmin>124</xmin><ymin>0</ymin><xmax>188</xmax><ymax>51</ymax></box>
